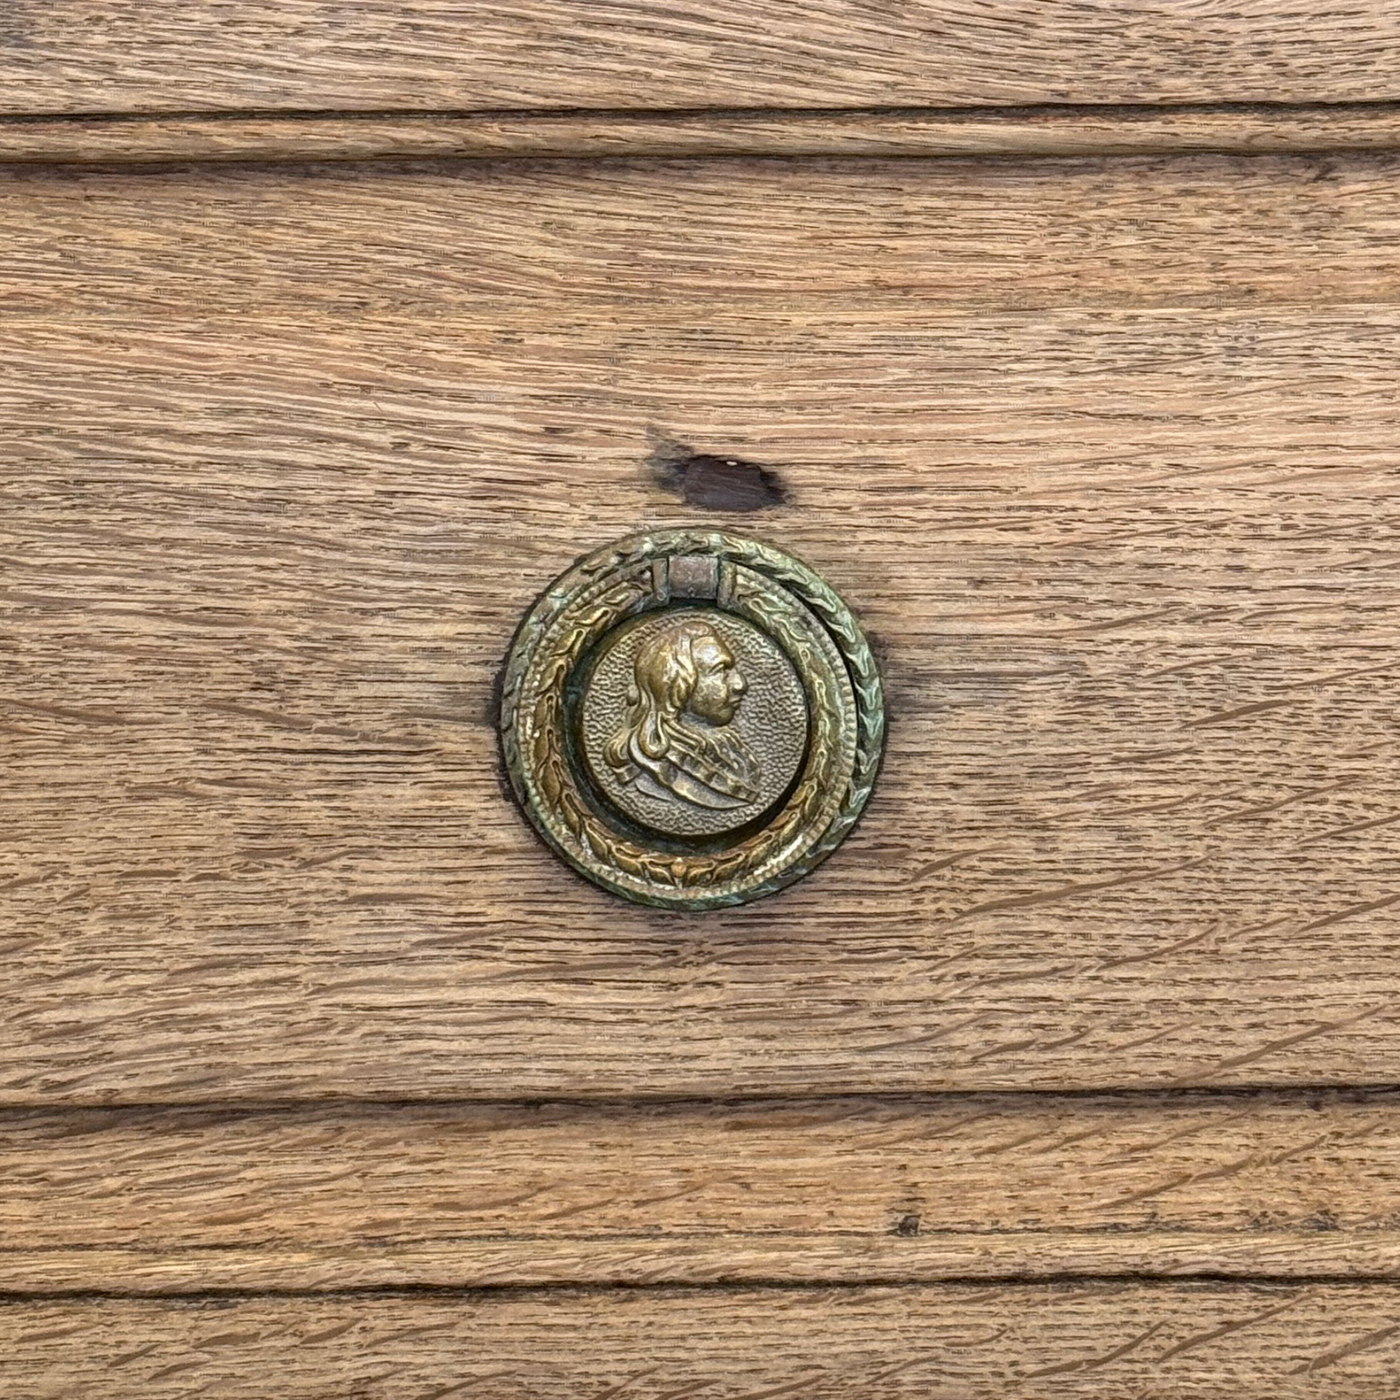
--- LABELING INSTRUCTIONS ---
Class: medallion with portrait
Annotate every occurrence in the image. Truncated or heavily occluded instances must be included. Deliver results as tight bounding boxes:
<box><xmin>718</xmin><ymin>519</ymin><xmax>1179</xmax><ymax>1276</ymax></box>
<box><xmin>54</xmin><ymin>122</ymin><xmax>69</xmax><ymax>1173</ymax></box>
<box><xmin>500</xmin><ymin>530</ymin><xmax>884</xmax><ymax>909</ymax></box>
<box><xmin>580</xmin><ymin>609</ymin><xmax>809</xmax><ymax>838</ymax></box>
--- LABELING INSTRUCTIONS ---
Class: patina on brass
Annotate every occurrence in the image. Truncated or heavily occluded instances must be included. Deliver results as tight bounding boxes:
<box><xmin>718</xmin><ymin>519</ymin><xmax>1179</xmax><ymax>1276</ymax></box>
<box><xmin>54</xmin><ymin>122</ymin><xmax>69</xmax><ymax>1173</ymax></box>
<box><xmin>500</xmin><ymin>530</ymin><xmax>884</xmax><ymax>909</ymax></box>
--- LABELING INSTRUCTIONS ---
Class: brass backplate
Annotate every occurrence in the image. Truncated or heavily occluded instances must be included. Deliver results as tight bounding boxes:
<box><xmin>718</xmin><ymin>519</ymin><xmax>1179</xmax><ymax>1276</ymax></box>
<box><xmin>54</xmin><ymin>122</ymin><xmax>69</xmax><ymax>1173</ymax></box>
<box><xmin>500</xmin><ymin>530</ymin><xmax>884</xmax><ymax>909</ymax></box>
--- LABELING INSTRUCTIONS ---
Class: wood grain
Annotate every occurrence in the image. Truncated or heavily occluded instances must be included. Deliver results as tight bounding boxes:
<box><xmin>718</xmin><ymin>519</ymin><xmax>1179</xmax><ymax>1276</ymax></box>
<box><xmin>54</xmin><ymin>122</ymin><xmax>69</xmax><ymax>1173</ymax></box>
<box><xmin>4</xmin><ymin>154</ymin><xmax>1400</xmax><ymax>1103</ymax></box>
<box><xmin>5</xmin><ymin>3</ymin><xmax>1400</xmax><ymax>117</ymax></box>
<box><xmin>10</xmin><ymin>153</ymin><xmax>1400</xmax><ymax>317</ymax></box>
<box><xmin>9</xmin><ymin>1234</ymin><xmax>1400</xmax><ymax>1295</ymax></box>
<box><xmin>12</xmin><ymin>103</ymin><xmax>1400</xmax><ymax>165</ymax></box>
<box><xmin>5</xmin><ymin>43</ymin><xmax>1400</xmax><ymax>1385</ymax></box>
<box><xmin>0</xmin><ymin>1094</ymin><xmax>1398</xmax><ymax>1291</ymax></box>
<box><xmin>6</xmin><ymin>1284</ymin><xmax>1400</xmax><ymax>1397</ymax></box>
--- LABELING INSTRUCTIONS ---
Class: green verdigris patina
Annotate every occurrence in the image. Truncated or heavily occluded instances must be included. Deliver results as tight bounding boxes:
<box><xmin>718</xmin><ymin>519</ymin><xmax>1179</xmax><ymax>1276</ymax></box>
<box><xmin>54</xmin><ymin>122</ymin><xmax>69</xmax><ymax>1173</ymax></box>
<box><xmin>500</xmin><ymin>530</ymin><xmax>884</xmax><ymax>909</ymax></box>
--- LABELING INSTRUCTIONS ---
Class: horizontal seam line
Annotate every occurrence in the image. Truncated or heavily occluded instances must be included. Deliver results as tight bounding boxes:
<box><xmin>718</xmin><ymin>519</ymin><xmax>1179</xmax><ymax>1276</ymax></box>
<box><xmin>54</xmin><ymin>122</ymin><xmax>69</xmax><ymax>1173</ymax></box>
<box><xmin>0</xmin><ymin>1085</ymin><xmax>1392</xmax><ymax>1117</ymax></box>
<box><xmin>4</xmin><ymin>1273</ymin><xmax>1400</xmax><ymax>1302</ymax></box>
<box><xmin>8</xmin><ymin>99</ymin><xmax>1400</xmax><ymax>125</ymax></box>
<box><xmin>3</xmin><ymin>1226</ymin><xmax>1387</xmax><ymax>1251</ymax></box>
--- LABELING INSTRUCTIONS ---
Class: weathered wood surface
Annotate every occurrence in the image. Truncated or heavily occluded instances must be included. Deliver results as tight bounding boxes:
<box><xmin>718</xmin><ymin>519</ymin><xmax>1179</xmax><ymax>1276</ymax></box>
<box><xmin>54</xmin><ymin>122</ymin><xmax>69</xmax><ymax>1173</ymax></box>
<box><xmin>12</xmin><ymin>1232</ymin><xmax>1400</xmax><ymax>1294</ymax></box>
<box><xmin>10</xmin><ymin>1233</ymin><xmax>1400</xmax><ymax>1295</ymax></box>
<box><xmin>13</xmin><ymin>103</ymin><xmax>1400</xmax><ymax>165</ymax></box>
<box><xmin>0</xmin><ymin>1094</ymin><xmax>1397</xmax><ymax>1291</ymax></box>
<box><xmin>5</xmin><ymin>2</ymin><xmax>1400</xmax><ymax>116</ymax></box>
<box><xmin>10</xmin><ymin>152</ymin><xmax>1400</xmax><ymax>314</ymax></box>
<box><xmin>5</xmin><ymin>32</ymin><xmax>1400</xmax><ymax>1391</ymax></box>
<box><xmin>4</xmin><ymin>154</ymin><xmax>1400</xmax><ymax>1103</ymax></box>
<box><xmin>7</xmin><ymin>1284</ymin><xmax>1400</xmax><ymax>1398</ymax></box>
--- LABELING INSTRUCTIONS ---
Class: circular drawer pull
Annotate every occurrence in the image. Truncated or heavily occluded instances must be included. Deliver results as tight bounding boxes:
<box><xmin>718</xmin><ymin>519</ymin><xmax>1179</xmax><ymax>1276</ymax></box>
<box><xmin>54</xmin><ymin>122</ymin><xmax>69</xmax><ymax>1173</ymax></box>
<box><xmin>501</xmin><ymin>530</ymin><xmax>884</xmax><ymax>909</ymax></box>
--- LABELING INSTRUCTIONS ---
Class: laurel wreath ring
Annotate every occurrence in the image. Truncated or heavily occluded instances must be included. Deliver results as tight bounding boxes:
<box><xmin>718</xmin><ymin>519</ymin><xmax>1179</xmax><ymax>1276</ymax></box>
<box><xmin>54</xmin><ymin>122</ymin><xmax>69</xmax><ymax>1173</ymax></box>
<box><xmin>500</xmin><ymin>530</ymin><xmax>885</xmax><ymax>909</ymax></box>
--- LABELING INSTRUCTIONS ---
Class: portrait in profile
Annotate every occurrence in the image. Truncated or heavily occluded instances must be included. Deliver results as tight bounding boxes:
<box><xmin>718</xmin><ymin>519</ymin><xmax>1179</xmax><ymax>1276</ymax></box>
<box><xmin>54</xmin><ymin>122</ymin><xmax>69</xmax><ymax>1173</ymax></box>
<box><xmin>604</xmin><ymin>616</ymin><xmax>762</xmax><ymax>811</ymax></box>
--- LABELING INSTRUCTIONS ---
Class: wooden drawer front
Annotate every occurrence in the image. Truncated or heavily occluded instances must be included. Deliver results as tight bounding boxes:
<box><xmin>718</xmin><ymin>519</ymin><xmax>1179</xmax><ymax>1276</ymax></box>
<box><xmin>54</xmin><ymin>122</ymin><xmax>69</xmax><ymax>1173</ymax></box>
<box><xmin>6</xmin><ymin>50</ymin><xmax>1400</xmax><ymax>1386</ymax></box>
<box><xmin>9</xmin><ymin>1285</ymin><xmax>1400</xmax><ymax>1399</ymax></box>
<box><xmin>4</xmin><ymin>1</ymin><xmax>1400</xmax><ymax>113</ymax></box>
<box><xmin>4</xmin><ymin>153</ymin><xmax>1399</xmax><ymax>1104</ymax></box>
<box><xmin>1</xmin><ymin>1094</ymin><xmax>1397</xmax><ymax>1292</ymax></box>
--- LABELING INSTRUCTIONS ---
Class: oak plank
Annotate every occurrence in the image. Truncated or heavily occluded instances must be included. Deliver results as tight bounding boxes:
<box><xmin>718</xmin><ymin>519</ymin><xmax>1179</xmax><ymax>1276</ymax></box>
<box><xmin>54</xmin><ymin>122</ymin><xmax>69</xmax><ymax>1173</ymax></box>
<box><xmin>10</xmin><ymin>104</ymin><xmax>1400</xmax><ymax>166</ymax></box>
<box><xmin>0</xmin><ymin>1095</ymin><xmax>1397</xmax><ymax>1290</ymax></box>
<box><xmin>4</xmin><ymin>3</ymin><xmax>1400</xmax><ymax>117</ymax></box>
<box><xmin>5</xmin><ymin>1285</ymin><xmax>1400</xmax><ymax>1398</ymax></box>
<box><xmin>3</xmin><ymin>156</ymin><xmax>1399</xmax><ymax>1102</ymax></box>
<box><xmin>8</xmin><ymin>1234</ymin><xmax>1400</xmax><ymax>1293</ymax></box>
<box><xmin>9</xmin><ymin>154</ymin><xmax>1400</xmax><ymax>317</ymax></box>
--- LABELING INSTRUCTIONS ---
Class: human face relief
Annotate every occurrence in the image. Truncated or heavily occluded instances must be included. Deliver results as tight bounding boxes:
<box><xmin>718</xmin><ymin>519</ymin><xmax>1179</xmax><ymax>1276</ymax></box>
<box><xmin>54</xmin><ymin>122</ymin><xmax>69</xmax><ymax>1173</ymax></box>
<box><xmin>687</xmin><ymin>631</ymin><xmax>748</xmax><ymax>726</ymax></box>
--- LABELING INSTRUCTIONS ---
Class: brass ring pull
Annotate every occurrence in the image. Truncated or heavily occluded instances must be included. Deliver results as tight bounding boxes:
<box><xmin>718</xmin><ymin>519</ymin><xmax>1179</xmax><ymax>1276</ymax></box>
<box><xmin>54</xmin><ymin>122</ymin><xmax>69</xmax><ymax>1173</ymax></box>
<box><xmin>500</xmin><ymin>530</ymin><xmax>884</xmax><ymax>909</ymax></box>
